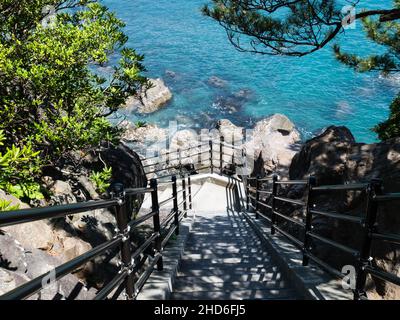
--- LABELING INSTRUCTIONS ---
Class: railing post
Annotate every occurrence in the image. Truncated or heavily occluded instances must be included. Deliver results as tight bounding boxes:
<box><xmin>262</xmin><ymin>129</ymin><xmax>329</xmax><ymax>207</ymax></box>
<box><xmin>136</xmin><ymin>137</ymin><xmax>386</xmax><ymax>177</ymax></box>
<box><xmin>231</xmin><ymin>132</ymin><xmax>235</xmax><ymax>166</ymax></box>
<box><xmin>303</xmin><ymin>176</ymin><xmax>316</xmax><ymax>266</ymax></box>
<box><xmin>354</xmin><ymin>179</ymin><xmax>382</xmax><ymax>300</ymax></box>
<box><xmin>178</xmin><ymin>148</ymin><xmax>182</xmax><ymax>176</ymax></box>
<box><xmin>171</xmin><ymin>175</ymin><xmax>179</xmax><ymax>235</ymax></box>
<box><xmin>150</xmin><ymin>179</ymin><xmax>163</xmax><ymax>271</ymax></box>
<box><xmin>255</xmin><ymin>176</ymin><xmax>261</xmax><ymax>219</ymax></box>
<box><xmin>246</xmin><ymin>179</ymin><xmax>250</xmax><ymax>212</ymax></box>
<box><xmin>188</xmin><ymin>175</ymin><xmax>193</xmax><ymax>210</ymax></box>
<box><xmin>209</xmin><ymin>139</ymin><xmax>213</xmax><ymax>174</ymax></box>
<box><xmin>182</xmin><ymin>175</ymin><xmax>187</xmax><ymax>217</ymax></box>
<box><xmin>220</xmin><ymin>135</ymin><xmax>224</xmax><ymax>174</ymax></box>
<box><xmin>111</xmin><ymin>183</ymin><xmax>134</xmax><ymax>299</ymax></box>
<box><xmin>198</xmin><ymin>142</ymin><xmax>202</xmax><ymax>168</ymax></box>
<box><xmin>271</xmin><ymin>175</ymin><xmax>278</xmax><ymax>235</ymax></box>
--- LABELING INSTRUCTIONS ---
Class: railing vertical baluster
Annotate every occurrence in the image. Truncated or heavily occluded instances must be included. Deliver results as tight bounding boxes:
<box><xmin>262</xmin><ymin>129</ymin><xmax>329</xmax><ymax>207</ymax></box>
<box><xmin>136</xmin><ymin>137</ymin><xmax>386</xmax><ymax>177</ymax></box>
<box><xmin>271</xmin><ymin>175</ymin><xmax>278</xmax><ymax>235</ymax></box>
<box><xmin>246</xmin><ymin>179</ymin><xmax>250</xmax><ymax>212</ymax></box>
<box><xmin>209</xmin><ymin>139</ymin><xmax>214</xmax><ymax>174</ymax></box>
<box><xmin>182</xmin><ymin>175</ymin><xmax>187</xmax><ymax>218</ymax></box>
<box><xmin>188</xmin><ymin>175</ymin><xmax>193</xmax><ymax>210</ymax></box>
<box><xmin>198</xmin><ymin>142</ymin><xmax>202</xmax><ymax>169</ymax></box>
<box><xmin>220</xmin><ymin>135</ymin><xmax>224</xmax><ymax>174</ymax></box>
<box><xmin>255</xmin><ymin>176</ymin><xmax>261</xmax><ymax>219</ymax></box>
<box><xmin>178</xmin><ymin>148</ymin><xmax>182</xmax><ymax>177</ymax></box>
<box><xmin>112</xmin><ymin>183</ymin><xmax>134</xmax><ymax>299</ymax></box>
<box><xmin>171</xmin><ymin>175</ymin><xmax>180</xmax><ymax>236</ymax></box>
<box><xmin>231</xmin><ymin>132</ymin><xmax>235</xmax><ymax>166</ymax></box>
<box><xmin>302</xmin><ymin>176</ymin><xmax>316</xmax><ymax>266</ymax></box>
<box><xmin>150</xmin><ymin>179</ymin><xmax>163</xmax><ymax>271</ymax></box>
<box><xmin>354</xmin><ymin>179</ymin><xmax>382</xmax><ymax>300</ymax></box>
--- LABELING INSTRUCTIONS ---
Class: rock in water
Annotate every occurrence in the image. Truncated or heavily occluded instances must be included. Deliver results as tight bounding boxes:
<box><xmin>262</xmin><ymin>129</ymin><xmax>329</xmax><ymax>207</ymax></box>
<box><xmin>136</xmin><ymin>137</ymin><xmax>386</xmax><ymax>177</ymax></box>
<box><xmin>125</xmin><ymin>78</ymin><xmax>172</xmax><ymax>114</ymax></box>
<box><xmin>245</xmin><ymin>114</ymin><xmax>301</xmax><ymax>175</ymax></box>
<box><xmin>207</xmin><ymin>76</ymin><xmax>228</xmax><ymax>88</ymax></box>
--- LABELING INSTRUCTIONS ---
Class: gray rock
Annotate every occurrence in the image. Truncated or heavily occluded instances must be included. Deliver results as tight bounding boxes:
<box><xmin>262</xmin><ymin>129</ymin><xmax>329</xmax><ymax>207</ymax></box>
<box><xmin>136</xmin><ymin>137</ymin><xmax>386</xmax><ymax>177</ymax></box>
<box><xmin>49</xmin><ymin>180</ymin><xmax>76</xmax><ymax>205</ymax></box>
<box><xmin>51</xmin><ymin>180</ymin><xmax>73</xmax><ymax>195</ymax></box>
<box><xmin>125</xmin><ymin>78</ymin><xmax>172</xmax><ymax>114</ymax></box>
<box><xmin>1</xmin><ymin>220</ymin><xmax>57</xmax><ymax>251</ymax></box>
<box><xmin>77</xmin><ymin>175</ymin><xmax>100</xmax><ymax>200</ymax></box>
<box><xmin>0</xmin><ymin>268</ymin><xmax>31</xmax><ymax>296</ymax></box>
<box><xmin>208</xmin><ymin>76</ymin><xmax>228</xmax><ymax>88</ymax></box>
<box><xmin>0</xmin><ymin>232</ymin><xmax>27</xmax><ymax>272</ymax></box>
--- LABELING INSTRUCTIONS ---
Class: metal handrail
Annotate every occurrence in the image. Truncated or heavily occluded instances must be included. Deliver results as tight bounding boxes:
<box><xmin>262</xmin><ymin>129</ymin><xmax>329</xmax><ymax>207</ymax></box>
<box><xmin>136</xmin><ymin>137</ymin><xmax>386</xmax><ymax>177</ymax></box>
<box><xmin>0</xmin><ymin>199</ymin><xmax>119</xmax><ymax>228</ymax></box>
<box><xmin>245</xmin><ymin>173</ymin><xmax>400</xmax><ymax>300</ymax></box>
<box><xmin>0</xmin><ymin>169</ymin><xmax>195</xmax><ymax>301</ymax></box>
<box><xmin>312</xmin><ymin>183</ymin><xmax>368</xmax><ymax>191</ymax></box>
<box><xmin>310</xmin><ymin>209</ymin><xmax>363</xmax><ymax>224</ymax></box>
<box><xmin>274</xmin><ymin>196</ymin><xmax>305</xmax><ymax>207</ymax></box>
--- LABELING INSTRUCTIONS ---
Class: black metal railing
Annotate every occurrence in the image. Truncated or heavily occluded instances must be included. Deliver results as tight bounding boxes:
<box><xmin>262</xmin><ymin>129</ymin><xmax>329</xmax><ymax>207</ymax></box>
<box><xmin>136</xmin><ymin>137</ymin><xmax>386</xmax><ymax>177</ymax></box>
<box><xmin>0</xmin><ymin>174</ymin><xmax>193</xmax><ymax>300</ymax></box>
<box><xmin>245</xmin><ymin>175</ymin><xmax>400</xmax><ymax>300</ymax></box>
<box><xmin>3</xmin><ymin>135</ymin><xmax>398</xmax><ymax>301</ymax></box>
<box><xmin>140</xmin><ymin>135</ymin><xmax>245</xmax><ymax>178</ymax></box>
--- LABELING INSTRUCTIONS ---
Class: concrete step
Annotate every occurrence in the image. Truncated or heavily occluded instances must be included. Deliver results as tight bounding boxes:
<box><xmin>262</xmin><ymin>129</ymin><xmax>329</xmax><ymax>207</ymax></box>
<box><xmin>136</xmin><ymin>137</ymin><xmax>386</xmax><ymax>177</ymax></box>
<box><xmin>180</xmin><ymin>257</ymin><xmax>271</xmax><ymax>266</ymax></box>
<box><xmin>177</xmin><ymin>264</ymin><xmax>275</xmax><ymax>276</ymax></box>
<box><xmin>180</xmin><ymin>252</ymin><xmax>270</xmax><ymax>260</ymax></box>
<box><xmin>173</xmin><ymin>278</ymin><xmax>288</xmax><ymax>292</ymax></box>
<box><xmin>184</xmin><ymin>241</ymin><xmax>263</xmax><ymax>248</ymax></box>
<box><xmin>171</xmin><ymin>288</ymin><xmax>297</xmax><ymax>300</ymax></box>
<box><xmin>174</xmin><ymin>271</ymin><xmax>282</xmax><ymax>283</ymax></box>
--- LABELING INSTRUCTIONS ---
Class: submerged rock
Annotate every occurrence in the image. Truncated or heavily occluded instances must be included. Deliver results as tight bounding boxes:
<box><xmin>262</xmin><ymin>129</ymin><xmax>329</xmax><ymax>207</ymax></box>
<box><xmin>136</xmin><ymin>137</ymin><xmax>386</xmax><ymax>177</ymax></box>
<box><xmin>207</xmin><ymin>76</ymin><xmax>228</xmax><ymax>88</ymax></box>
<box><xmin>125</xmin><ymin>78</ymin><xmax>172</xmax><ymax>114</ymax></box>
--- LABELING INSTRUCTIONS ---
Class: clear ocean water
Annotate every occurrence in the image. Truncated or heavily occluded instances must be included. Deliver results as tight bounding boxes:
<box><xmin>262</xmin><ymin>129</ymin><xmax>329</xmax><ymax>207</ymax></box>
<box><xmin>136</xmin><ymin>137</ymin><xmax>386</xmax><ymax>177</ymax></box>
<box><xmin>102</xmin><ymin>0</ymin><xmax>399</xmax><ymax>143</ymax></box>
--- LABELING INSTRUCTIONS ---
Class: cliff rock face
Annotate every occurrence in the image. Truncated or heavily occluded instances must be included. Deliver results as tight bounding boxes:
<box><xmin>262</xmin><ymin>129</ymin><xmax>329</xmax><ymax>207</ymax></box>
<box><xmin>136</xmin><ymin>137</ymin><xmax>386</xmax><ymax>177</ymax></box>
<box><xmin>0</xmin><ymin>144</ymin><xmax>147</xmax><ymax>299</ymax></box>
<box><xmin>288</xmin><ymin>126</ymin><xmax>400</xmax><ymax>299</ymax></box>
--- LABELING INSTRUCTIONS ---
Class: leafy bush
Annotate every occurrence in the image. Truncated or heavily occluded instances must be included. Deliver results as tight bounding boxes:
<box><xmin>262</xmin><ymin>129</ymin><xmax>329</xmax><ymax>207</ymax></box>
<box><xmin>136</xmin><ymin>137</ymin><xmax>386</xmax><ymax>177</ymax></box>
<box><xmin>373</xmin><ymin>95</ymin><xmax>400</xmax><ymax>140</ymax></box>
<box><xmin>90</xmin><ymin>166</ymin><xmax>113</xmax><ymax>194</ymax></box>
<box><xmin>0</xmin><ymin>199</ymin><xmax>20</xmax><ymax>212</ymax></box>
<box><xmin>0</xmin><ymin>130</ymin><xmax>44</xmax><ymax>200</ymax></box>
<box><xmin>135</xmin><ymin>121</ymin><xmax>147</xmax><ymax>128</ymax></box>
<box><xmin>0</xmin><ymin>1</ymin><xmax>148</xmax><ymax>199</ymax></box>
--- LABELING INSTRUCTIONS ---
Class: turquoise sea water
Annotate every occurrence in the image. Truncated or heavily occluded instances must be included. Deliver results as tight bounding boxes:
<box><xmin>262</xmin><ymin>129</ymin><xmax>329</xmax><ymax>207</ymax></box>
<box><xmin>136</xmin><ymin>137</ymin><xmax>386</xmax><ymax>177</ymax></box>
<box><xmin>102</xmin><ymin>0</ymin><xmax>399</xmax><ymax>143</ymax></box>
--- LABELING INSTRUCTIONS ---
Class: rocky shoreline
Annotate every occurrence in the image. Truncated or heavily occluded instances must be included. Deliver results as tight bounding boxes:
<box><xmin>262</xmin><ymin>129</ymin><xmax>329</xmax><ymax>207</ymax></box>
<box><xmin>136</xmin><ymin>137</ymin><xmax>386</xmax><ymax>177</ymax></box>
<box><xmin>1</xmin><ymin>89</ymin><xmax>400</xmax><ymax>299</ymax></box>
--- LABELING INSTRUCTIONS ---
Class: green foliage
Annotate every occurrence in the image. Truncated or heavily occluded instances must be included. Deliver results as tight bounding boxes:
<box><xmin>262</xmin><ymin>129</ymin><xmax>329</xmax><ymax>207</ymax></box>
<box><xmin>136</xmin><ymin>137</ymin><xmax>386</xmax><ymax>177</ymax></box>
<box><xmin>0</xmin><ymin>199</ymin><xmax>20</xmax><ymax>212</ymax></box>
<box><xmin>373</xmin><ymin>95</ymin><xmax>400</xmax><ymax>140</ymax></box>
<box><xmin>203</xmin><ymin>1</ymin><xmax>400</xmax><ymax>140</ymax></box>
<box><xmin>135</xmin><ymin>120</ymin><xmax>147</xmax><ymax>128</ymax></box>
<box><xmin>0</xmin><ymin>130</ymin><xmax>44</xmax><ymax>200</ymax></box>
<box><xmin>0</xmin><ymin>1</ymin><xmax>148</xmax><ymax>198</ymax></box>
<box><xmin>90</xmin><ymin>166</ymin><xmax>112</xmax><ymax>194</ymax></box>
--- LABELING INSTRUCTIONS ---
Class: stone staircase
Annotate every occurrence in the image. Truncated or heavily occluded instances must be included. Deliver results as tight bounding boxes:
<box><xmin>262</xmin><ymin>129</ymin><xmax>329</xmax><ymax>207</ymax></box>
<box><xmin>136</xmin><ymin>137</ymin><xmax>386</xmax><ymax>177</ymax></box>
<box><xmin>170</xmin><ymin>211</ymin><xmax>298</xmax><ymax>300</ymax></box>
<box><xmin>136</xmin><ymin>173</ymin><xmax>350</xmax><ymax>301</ymax></box>
<box><xmin>137</xmin><ymin>173</ymin><xmax>301</xmax><ymax>300</ymax></box>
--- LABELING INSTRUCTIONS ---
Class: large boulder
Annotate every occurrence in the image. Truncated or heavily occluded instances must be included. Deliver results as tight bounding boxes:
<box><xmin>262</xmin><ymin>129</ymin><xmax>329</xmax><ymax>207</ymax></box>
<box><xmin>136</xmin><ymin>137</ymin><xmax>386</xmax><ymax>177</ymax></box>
<box><xmin>0</xmin><ymin>248</ymin><xmax>97</xmax><ymax>300</ymax></box>
<box><xmin>120</xmin><ymin>121</ymin><xmax>167</xmax><ymax>145</ymax></box>
<box><xmin>125</xmin><ymin>78</ymin><xmax>172</xmax><ymax>114</ymax></box>
<box><xmin>244</xmin><ymin>114</ymin><xmax>301</xmax><ymax>176</ymax></box>
<box><xmin>2</xmin><ymin>220</ymin><xmax>57</xmax><ymax>252</ymax></box>
<box><xmin>285</xmin><ymin>126</ymin><xmax>400</xmax><ymax>299</ymax></box>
